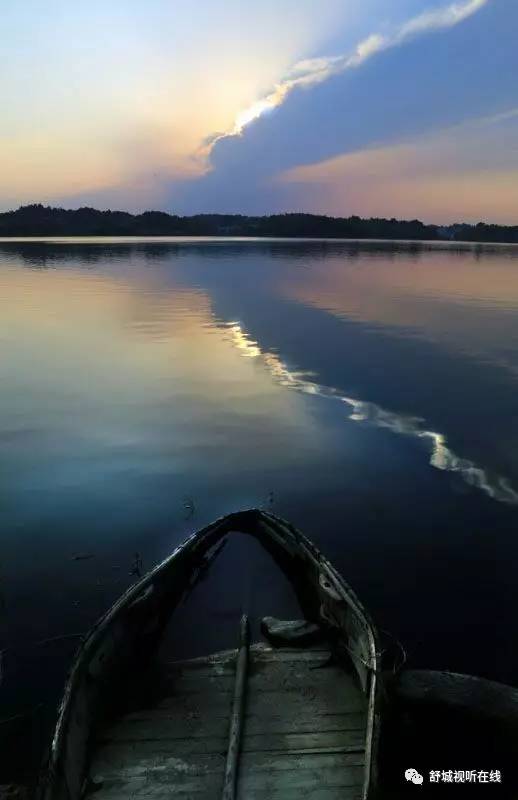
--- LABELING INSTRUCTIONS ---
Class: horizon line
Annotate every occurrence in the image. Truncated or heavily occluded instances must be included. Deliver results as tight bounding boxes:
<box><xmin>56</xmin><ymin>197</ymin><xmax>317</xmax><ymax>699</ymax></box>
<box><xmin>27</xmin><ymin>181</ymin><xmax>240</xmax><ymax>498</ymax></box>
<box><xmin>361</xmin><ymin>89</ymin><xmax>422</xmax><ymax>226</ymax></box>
<box><xmin>1</xmin><ymin>203</ymin><xmax>517</xmax><ymax>231</ymax></box>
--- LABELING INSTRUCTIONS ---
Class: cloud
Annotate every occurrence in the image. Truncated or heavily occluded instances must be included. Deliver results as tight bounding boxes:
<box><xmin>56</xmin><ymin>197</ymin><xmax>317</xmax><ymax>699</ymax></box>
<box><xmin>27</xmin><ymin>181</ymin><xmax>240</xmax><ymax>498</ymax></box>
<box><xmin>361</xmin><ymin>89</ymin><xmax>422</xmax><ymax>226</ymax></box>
<box><xmin>218</xmin><ymin>0</ymin><xmax>489</xmax><ymax>141</ymax></box>
<box><xmin>395</xmin><ymin>0</ymin><xmax>487</xmax><ymax>38</ymax></box>
<box><xmin>278</xmin><ymin>109</ymin><xmax>518</xmax><ymax>223</ymax></box>
<box><xmin>165</xmin><ymin>0</ymin><xmax>517</xmax><ymax>218</ymax></box>
<box><xmin>54</xmin><ymin>0</ymin><xmax>514</xmax><ymax>222</ymax></box>
<box><xmin>1</xmin><ymin>0</ymin><xmax>350</xmax><ymax>211</ymax></box>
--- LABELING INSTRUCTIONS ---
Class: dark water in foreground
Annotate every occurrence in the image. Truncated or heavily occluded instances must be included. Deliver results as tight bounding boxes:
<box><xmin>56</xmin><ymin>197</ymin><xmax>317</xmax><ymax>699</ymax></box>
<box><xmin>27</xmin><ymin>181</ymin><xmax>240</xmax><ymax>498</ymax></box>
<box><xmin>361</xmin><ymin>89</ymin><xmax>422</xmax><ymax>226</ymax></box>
<box><xmin>1</xmin><ymin>237</ymin><xmax>518</xmax><ymax>778</ymax></box>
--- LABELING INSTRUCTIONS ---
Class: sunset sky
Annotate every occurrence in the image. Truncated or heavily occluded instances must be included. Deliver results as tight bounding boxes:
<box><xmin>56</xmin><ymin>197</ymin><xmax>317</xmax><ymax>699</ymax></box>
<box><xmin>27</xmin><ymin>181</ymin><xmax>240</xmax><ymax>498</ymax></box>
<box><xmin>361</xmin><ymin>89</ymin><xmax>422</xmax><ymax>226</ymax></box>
<box><xmin>2</xmin><ymin>0</ymin><xmax>517</xmax><ymax>223</ymax></box>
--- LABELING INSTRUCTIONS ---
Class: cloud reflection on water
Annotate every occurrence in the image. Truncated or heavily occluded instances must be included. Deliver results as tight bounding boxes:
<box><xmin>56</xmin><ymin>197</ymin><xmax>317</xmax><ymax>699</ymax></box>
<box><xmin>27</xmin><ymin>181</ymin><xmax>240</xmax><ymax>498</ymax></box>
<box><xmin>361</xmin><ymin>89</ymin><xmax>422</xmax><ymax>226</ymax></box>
<box><xmin>223</xmin><ymin>320</ymin><xmax>518</xmax><ymax>506</ymax></box>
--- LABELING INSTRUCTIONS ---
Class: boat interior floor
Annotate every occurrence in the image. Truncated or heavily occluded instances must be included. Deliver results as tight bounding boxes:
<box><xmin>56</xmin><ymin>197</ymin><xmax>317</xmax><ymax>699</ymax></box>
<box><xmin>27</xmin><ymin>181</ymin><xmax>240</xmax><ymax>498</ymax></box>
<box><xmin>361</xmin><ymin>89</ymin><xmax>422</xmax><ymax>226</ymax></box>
<box><xmin>87</xmin><ymin>641</ymin><xmax>367</xmax><ymax>799</ymax></box>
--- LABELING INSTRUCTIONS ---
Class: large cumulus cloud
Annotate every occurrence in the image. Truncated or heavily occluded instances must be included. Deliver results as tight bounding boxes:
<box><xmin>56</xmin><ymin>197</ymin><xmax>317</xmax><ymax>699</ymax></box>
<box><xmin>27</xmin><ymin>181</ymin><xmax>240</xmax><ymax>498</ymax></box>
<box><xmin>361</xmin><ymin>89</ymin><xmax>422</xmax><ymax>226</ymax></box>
<box><xmin>168</xmin><ymin>0</ymin><xmax>518</xmax><ymax>215</ymax></box>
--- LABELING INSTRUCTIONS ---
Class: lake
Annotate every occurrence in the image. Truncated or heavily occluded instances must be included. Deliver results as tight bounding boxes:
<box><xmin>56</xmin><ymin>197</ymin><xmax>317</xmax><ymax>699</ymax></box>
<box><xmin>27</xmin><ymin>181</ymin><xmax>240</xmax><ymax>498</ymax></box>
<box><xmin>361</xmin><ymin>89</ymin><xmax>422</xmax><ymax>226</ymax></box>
<box><xmin>1</xmin><ymin>237</ymin><xmax>518</xmax><ymax>777</ymax></box>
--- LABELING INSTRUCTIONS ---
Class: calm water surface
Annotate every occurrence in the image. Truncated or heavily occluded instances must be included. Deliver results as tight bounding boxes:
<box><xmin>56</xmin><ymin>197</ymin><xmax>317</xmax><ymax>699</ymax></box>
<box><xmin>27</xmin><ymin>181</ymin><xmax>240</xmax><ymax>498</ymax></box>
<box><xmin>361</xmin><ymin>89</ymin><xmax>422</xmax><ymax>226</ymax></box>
<box><xmin>1</xmin><ymin>238</ymin><xmax>518</xmax><ymax>772</ymax></box>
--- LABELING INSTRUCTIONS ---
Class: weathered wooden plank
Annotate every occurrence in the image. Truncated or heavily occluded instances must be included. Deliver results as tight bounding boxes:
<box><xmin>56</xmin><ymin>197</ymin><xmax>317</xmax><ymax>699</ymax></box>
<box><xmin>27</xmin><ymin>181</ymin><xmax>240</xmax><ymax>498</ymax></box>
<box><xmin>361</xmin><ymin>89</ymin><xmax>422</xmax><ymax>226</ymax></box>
<box><xmin>91</xmin><ymin>752</ymin><xmax>225</xmax><ymax>779</ymax></box>
<box><xmin>249</xmin><ymin>669</ymin><xmax>335</xmax><ymax>685</ymax></box>
<box><xmin>154</xmin><ymin>692</ymin><xmax>234</xmax><ymax>712</ymax></box>
<box><xmin>252</xmin><ymin>643</ymin><xmax>328</xmax><ymax>651</ymax></box>
<box><xmin>117</xmin><ymin>710</ymin><xmax>366</xmax><ymax>734</ymax></box>
<box><xmin>101</xmin><ymin>717</ymin><xmax>230</xmax><ymax>741</ymax></box>
<box><xmin>235</xmin><ymin>643</ymin><xmax>367</xmax><ymax>798</ymax></box>
<box><xmin>164</xmin><ymin>647</ymin><xmax>331</xmax><ymax>674</ymax></box>
<box><xmin>247</xmin><ymin>660</ymin><xmax>360</xmax><ymax>685</ymax></box>
<box><xmin>89</xmin><ymin>790</ymin><xmax>219</xmax><ymax>799</ymax></box>
<box><xmin>155</xmin><ymin>683</ymin><xmax>364</xmax><ymax>716</ymax></box>
<box><xmin>249</xmin><ymin>657</ymin><xmax>352</xmax><ymax>673</ymax></box>
<box><xmin>164</xmin><ymin>657</ymin><xmax>331</xmax><ymax>680</ymax></box>
<box><xmin>165</xmin><ymin>649</ymin><xmax>237</xmax><ymax>668</ymax></box>
<box><xmin>163</xmin><ymin>669</ymin><xmax>358</xmax><ymax>696</ymax></box>
<box><xmin>90</xmin><ymin>641</ymin><xmax>367</xmax><ymax>800</ymax></box>
<box><xmin>91</xmin><ymin>752</ymin><xmax>363</xmax><ymax>784</ymax></box>
<box><xmin>238</xmin><ymin>765</ymin><xmax>364</xmax><ymax>792</ymax></box>
<box><xmin>248</xmin><ymin>666</ymin><xmax>362</xmax><ymax>689</ymax></box>
<box><xmin>92</xmin><ymin>776</ymin><xmax>357</xmax><ymax>800</ymax></box>
<box><xmin>239</xmin><ymin>751</ymin><xmax>365</xmax><ymax>771</ymax></box>
<box><xmin>86</xmin><ymin>774</ymin><xmax>223</xmax><ymax>800</ymax></box>
<box><xmin>244</xmin><ymin>712</ymin><xmax>365</xmax><ymax>735</ymax></box>
<box><xmin>235</xmin><ymin>790</ymin><xmax>362</xmax><ymax>800</ymax></box>
<box><xmin>92</xmin><ymin>787</ymin><xmax>362</xmax><ymax>800</ymax></box>
<box><xmin>250</xmin><ymin>647</ymin><xmax>331</xmax><ymax>661</ymax></box>
<box><xmin>94</xmin><ymin>737</ymin><xmax>229</xmax><ymax>758</ymax></box>
<box><xmin>238</xmin><ymin>767</ymin><xmax>364</xmax><ymax>800</ymax></box>
<box><xmin>166</xmin><ymin>664</ymin><xmax>236</xmax><ymax>678</ymax></box>
<box><xmin>241</xmin><ymin>730</ymin><xmax>365</xmax><ymax>753</ymax></box>
<box><xmin>99</xmin><ymin>728</ymin><xmax>364</xmax><ymax>753</ymax></box>
<box><xmin>165</xmin><ymin>674</ymin><xmax>235</xmax><ymax>693</ymax></box>
<box><xmin>245</xmin><ymin>687</ymin><xmax>365</xmax><ymax>715</ymax></box>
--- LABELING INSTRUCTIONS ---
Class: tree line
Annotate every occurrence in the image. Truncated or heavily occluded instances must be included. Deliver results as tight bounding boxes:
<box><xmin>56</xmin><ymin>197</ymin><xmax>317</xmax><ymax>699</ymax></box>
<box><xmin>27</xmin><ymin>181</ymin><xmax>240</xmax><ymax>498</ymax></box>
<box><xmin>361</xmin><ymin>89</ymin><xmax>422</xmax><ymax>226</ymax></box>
<box><xmin>1</xmin><ymin>204</ymin><xmax>517</xmax><ymax>242</ymax></box>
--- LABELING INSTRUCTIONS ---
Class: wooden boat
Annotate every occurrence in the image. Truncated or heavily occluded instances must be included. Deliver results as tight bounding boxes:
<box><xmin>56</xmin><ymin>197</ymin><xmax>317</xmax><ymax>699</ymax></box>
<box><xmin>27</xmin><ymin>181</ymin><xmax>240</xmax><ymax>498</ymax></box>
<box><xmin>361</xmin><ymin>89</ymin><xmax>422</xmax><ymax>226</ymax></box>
<box><xmin>40</xmin><ymin>509</ymin><xmax>382</xmax><ymax>800</ymax></box>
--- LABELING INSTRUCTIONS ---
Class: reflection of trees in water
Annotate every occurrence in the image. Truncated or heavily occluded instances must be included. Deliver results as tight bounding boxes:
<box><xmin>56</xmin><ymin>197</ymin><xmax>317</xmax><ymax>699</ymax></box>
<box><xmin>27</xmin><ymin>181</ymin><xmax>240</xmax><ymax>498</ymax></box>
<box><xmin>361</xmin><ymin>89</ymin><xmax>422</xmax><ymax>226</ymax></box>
<box><xmin>2</xmin><ymin>237</ymin><xmax>518</xmax><ymax>271</ymax></box>
<box><xmin>0</xmin><ymin>242</ymin><xmax>181</xmax><ymax>269</ymax></box>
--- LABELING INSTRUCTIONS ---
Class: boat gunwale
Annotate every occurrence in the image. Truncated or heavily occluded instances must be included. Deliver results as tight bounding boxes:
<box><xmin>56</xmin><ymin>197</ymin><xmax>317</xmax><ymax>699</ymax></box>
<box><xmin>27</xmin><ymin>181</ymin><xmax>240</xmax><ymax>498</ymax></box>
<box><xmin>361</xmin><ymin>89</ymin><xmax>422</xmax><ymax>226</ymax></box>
<box><xmin>41</xmin><ymin>508</ymin><xmax>381</xmax><ymax>800</ymax></box>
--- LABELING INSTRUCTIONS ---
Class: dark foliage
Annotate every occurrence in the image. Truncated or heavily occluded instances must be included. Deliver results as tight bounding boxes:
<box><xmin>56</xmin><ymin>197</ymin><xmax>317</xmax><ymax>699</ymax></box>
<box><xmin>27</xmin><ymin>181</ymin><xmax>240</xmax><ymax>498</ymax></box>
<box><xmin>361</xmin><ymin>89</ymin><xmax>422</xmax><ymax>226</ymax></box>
<box><xmin>447</xmin><ymin>222</ymin><xmax>518</xmax><ymax>243</ymax></box>
<box><xmin>0</xmin><ymin>204</ymin><xmax>516</xmax><ymax>242</ymax></box>
<box><xmin>0</xmin><ymin>204</ymin><xmax>438</xmax><ymax>239</ymax></box>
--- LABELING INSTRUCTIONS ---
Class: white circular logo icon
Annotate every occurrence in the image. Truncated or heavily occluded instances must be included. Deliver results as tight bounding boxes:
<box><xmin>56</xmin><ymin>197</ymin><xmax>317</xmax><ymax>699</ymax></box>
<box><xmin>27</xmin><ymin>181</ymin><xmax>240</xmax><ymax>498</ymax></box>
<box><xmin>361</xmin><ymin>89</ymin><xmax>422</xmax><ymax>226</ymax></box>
<box><xmin>405</xmin><ymin>768</ymin><xmax>424</xmax><ymax>785</ymax></box>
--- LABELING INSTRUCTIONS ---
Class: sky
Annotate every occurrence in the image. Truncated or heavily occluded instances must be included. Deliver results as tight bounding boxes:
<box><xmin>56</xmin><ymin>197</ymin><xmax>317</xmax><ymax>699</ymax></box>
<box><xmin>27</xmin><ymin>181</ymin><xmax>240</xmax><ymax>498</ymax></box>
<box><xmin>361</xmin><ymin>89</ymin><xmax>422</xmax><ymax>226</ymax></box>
<box><xmin>1</xmin><ymin>0</ymin><xmax>517</xmax><ymax>223</ymax></box>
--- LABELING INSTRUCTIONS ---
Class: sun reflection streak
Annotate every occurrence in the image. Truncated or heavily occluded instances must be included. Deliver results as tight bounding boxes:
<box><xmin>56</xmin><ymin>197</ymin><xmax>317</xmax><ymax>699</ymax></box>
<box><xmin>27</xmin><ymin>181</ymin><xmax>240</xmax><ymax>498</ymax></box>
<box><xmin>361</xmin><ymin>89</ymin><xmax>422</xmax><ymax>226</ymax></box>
<box><xmin>221</xmin><ymin>320</ymin><xmax>518</xmax><ymax>506</ymax></box>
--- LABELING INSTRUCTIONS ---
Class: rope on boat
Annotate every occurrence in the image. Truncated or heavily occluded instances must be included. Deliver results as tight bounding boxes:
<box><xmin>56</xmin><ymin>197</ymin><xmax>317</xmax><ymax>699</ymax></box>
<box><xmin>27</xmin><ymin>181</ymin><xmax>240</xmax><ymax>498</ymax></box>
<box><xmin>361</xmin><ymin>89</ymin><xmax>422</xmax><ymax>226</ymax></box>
<box><xmin>222</xmin><ymin>614</ymin><xmax>249</xmax><ymax>800</ymax></box>
<box><xmin>379</xmin><ymin>628</ymin><xmax>408</xmax><ymax>674</ymax></box>
<box><xmin>337</xmin><ymin>628</ymin><xmax>407</xmax><ymax>678</ymax></box>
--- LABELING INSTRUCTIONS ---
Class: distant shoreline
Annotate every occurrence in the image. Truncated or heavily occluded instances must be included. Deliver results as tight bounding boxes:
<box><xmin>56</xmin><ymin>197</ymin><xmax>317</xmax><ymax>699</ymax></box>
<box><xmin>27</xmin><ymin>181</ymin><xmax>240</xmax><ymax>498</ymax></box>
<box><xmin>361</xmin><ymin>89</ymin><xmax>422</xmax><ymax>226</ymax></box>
<box><xmin>1</xmin><ymin>204</ymin><xmax>518</xmax><ymax>244</ymax></box>
<box><xmin>1</xmin><ymin>236</ymin><xmax>518</xmax><ymax>248</ymax></box>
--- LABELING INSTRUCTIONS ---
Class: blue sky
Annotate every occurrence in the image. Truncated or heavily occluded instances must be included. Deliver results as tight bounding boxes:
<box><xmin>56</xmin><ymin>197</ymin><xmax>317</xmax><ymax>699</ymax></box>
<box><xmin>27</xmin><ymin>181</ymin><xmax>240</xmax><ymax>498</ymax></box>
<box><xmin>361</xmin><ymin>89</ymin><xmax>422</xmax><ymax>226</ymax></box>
<box><xmin>1</xmin><ymin>0</ymin><xmax>517</xmax><ymax>222</ymax></box>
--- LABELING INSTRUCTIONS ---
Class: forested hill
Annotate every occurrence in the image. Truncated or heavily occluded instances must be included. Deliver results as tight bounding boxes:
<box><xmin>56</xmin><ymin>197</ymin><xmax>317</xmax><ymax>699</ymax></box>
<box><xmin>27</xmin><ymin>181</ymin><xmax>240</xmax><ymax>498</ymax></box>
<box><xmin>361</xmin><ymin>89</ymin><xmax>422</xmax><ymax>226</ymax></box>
<box><xmin>1</xmin><ymin>204</ymin><xmax>517</xmax><ymax>242</ymax></box>
<box><xmin>0</xmin><ymin>205</ymin><xmax>439</xmax><ymax>238</ymax></box>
